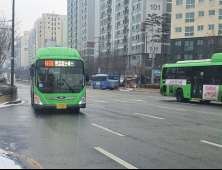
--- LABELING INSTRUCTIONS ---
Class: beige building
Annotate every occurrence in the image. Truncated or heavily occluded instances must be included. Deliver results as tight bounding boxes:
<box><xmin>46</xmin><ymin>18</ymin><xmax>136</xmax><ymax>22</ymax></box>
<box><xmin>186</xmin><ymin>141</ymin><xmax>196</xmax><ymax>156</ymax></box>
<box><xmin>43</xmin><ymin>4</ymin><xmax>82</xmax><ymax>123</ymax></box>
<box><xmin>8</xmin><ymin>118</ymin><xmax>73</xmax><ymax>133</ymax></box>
<box><xmin>170</xmin><ymin>0</ymin><xmax>222</xmax><ymax>62</ymax></box>
<box><xmin>36</xmin><ymin>13</ymin><xmax>67</xmax><ymax>51</ymax></box>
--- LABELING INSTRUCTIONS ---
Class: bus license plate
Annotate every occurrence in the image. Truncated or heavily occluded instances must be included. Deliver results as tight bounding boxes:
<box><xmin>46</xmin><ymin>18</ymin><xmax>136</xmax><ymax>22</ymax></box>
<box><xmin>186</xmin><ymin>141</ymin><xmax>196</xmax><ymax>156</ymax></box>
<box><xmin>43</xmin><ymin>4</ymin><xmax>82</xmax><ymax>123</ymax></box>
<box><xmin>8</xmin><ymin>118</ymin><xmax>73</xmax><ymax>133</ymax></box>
<box><xmin>57</xmin><ymin>104</ymin><xmax>67</xmax><ymax>109</ymax></box>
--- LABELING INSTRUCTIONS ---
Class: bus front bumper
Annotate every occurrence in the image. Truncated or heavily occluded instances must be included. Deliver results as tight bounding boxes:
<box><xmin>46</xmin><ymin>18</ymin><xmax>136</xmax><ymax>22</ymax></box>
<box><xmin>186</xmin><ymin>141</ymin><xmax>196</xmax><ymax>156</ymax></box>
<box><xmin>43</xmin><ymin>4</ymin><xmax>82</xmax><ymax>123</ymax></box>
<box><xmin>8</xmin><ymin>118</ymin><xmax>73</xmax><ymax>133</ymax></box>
<box><xmin>33</xmin><ymin>104</ymin><xmax>86</xmax><ymax>110</ymax></box>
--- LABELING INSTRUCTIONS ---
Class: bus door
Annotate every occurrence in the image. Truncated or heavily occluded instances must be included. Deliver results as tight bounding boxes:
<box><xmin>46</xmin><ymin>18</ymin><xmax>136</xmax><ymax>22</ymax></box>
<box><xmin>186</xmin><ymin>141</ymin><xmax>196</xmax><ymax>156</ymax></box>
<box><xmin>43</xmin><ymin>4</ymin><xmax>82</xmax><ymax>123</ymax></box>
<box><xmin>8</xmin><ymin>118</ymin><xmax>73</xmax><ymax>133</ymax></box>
<box><xmin>191</xmin><ymin>71</ymin><xmax>204</xmax><ymax>99</ymax></box>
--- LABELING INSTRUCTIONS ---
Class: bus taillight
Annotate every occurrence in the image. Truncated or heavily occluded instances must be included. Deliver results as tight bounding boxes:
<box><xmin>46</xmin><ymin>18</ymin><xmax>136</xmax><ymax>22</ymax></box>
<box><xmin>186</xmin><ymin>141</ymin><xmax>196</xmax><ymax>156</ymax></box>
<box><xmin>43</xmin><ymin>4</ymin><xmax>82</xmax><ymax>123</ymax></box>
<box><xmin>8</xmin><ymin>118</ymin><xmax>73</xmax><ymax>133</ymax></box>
<box><xmin>106</xmin><ymin>81</ymin><xmax>108</xmax><ymax>85</ymax></box>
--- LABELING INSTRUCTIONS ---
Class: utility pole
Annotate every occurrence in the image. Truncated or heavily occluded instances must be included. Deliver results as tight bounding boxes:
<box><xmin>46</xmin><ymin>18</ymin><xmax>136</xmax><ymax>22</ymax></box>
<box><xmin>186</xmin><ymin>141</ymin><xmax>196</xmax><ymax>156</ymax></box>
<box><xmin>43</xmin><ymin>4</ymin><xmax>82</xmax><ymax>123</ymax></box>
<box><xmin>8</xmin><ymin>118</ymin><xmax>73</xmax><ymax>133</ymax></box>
<box><xmin>11</xmin><ymin>0</ymin><xmax>15</xmax><ymax>87</ymax></box>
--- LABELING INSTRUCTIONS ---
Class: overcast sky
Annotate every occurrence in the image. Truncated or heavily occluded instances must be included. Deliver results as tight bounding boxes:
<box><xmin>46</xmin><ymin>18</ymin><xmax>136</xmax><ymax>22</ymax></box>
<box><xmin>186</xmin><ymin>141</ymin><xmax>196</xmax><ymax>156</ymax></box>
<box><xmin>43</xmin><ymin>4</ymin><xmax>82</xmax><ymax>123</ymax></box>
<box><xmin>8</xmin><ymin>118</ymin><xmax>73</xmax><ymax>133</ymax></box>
<box><xmin>0</xmin><ymin>0</ymin><xmax>67</xmax><ymax>35</ymax></box>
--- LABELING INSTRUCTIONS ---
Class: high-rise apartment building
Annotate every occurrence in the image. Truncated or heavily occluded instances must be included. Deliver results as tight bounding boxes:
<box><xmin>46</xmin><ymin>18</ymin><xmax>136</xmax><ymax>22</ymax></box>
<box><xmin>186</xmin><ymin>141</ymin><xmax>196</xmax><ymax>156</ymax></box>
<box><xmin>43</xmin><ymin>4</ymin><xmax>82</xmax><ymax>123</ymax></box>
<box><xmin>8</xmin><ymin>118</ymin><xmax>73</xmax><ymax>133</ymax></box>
<box><xmin>36</xmin><ymin>13</ymin><xmax>68</xmax><ymax>51</ymax></box>
<box><xmin>100</xmin><ymin>0</ymin><xmax>171</xmax><ymax>68</ymax></box>
<box><xmin>67</xmin><ymin>0</ymin><xmax>100</xmax><ymax>61</ymax></box>
<box><xmin>171</xmin><ymin>0</ymin><xmax>222</xmax><ymax>62</ymax></box>
<box><xmin>15</xmin><ymin>31</ymin><xmax>30</xmax><ymax>70</ymax></box>
<box><xmin>28</xmin><ymin>23</ymin><xmax>36</xmax><ymax>66</ymax></box>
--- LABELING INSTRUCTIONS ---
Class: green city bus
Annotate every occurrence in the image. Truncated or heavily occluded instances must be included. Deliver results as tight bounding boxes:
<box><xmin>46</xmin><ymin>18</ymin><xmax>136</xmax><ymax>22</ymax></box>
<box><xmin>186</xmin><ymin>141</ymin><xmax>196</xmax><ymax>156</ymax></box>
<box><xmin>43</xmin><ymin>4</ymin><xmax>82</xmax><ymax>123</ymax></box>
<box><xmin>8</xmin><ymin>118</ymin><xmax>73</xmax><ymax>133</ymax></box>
<box><xmin>160</xmin><ymin>53</ymin><xmax>222</xmax><ymax>103</ymax></box>
<box><xmin>29</xmin><ymin>47</ymin><xmax>89</xmax><ymax>111</ymax></box>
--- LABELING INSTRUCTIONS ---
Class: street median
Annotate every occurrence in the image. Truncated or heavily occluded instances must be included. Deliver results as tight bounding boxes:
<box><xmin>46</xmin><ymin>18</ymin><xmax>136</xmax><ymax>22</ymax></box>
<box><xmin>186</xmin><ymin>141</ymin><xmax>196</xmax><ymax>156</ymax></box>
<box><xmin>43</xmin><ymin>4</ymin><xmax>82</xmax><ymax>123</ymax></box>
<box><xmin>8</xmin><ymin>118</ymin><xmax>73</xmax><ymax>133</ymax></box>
<box><xmin>0</xmin><ymin>83</ymin><xmax>18</xmax><ymax>104</ymax></box>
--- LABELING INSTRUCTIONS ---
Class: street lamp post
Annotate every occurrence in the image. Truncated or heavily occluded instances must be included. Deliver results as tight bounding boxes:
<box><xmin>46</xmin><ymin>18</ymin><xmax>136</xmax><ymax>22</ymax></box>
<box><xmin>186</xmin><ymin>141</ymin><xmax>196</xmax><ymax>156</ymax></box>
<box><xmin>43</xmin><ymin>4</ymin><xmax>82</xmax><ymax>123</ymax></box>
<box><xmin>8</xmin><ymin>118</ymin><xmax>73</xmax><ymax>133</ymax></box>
<box><xmin>11</xmin><ymin>0</ymin><xmax>15</xmax><ymax>87</ymax></box>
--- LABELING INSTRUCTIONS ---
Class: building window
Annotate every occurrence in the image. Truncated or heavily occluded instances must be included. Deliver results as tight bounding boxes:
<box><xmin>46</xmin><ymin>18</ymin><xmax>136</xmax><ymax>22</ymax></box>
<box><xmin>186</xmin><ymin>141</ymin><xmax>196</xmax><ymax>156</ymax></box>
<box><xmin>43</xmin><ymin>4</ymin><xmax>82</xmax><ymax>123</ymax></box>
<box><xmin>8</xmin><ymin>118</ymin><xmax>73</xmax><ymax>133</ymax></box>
<box><xmin>175</xmin><ymin>41</ymin><xmax>182</xmax><ymax>46</ymax></box>
<box><xmin>219</xmin><ymin>9</ymin><xmax>222</xmax><ymax>19</ymax></box>
<box><xmin>198</xmin><ymin>11</ymin><xmax>204</xmax><ymax>17</ymax></box>
<box><xmin>176</xmin><ymin>0</ymin><xmax>183</xmax><ymax>5</ymax></box>
<box><xmin>219</xmin><ymin>24</ymin><xmax>222</xmax><ymax>34</ymax></box>
<box><xmin>185</xmin><ymin>26</ymin><xmax>194</xmax><ymax>36</ymax></box>
<box><xmin>197</xmin><ymin>54</ymin><xmax>203</xmax><ymax>59</ymax></box>
<box><xmin>198</xmin><ymin>25</ymin><xmax>204</xmax><ymax>31</ymax></box>
<box><xmin>199</xmin><ymin>0</ymin><xmax>204</xmax><ymax>2</ymax></box>
<box><xmin>184</xmin><ymin>40</ymin><xmax>194</xmax><ymax>51</ymax></box>
<box><xmin>208</xmin><ymin>24</ymin><xmax>215</xmax><ymax>30</ymax></box>
<box><xmin>186</xmin><ymin>0</ymin><xmax>195</xmax><ymax>9</ymax></box>
<box><xmin>197</xmin><ymin>39</ymin><xmax>203</xmax><ymax>45</ymax></box>
<box><xmin>184</xmin><ymin>54</ymin><xmax>193</xmax><ymax>60</ymax></box>
<box><xmin>209</xmin><ymin>10</ymin><xmax>215</xmax><ymax>16</ymax></box>
<box><xmin>175</xmin><ymin>27</ymin><xmax>182</xmax><ymax>33</ymax></box>
<box><xmin>186</xmin><ymin>12</ymin><xmax>195</xmax><ymax>22</ymax></box>
<box><xmin>175</xmin><ymin>54</ymin><xmax>182</xmax><ymax>60</ymax></box>
<box><xmin>176</xmin><ymin>13</ymin><xmax>182</xmax><ymax>19</ymax></box>
<box><xmin>209</xmin><ymin>0</ymin><xmax>215</xmax><ymax>1</ymax></box>
<box><xmin>220</xmin><ymin>0</ymin><xmax>222</xmax><ymax>5</ymax></box>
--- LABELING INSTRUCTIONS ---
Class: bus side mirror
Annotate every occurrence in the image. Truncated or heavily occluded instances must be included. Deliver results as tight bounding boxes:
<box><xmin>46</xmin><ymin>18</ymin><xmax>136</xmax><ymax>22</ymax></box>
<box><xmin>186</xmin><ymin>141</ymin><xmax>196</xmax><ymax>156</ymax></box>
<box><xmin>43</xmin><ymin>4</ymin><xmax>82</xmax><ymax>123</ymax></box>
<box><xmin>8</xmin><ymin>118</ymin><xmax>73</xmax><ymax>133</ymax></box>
<box><xmin>30</xmin><ymin>64</ymin><xmax>34</xmax><ymax>76</ymax></box>
<box><xmin>86</xmin><ymin>74</ymin><xmax>89</xmax><ymax>82</ymax></box>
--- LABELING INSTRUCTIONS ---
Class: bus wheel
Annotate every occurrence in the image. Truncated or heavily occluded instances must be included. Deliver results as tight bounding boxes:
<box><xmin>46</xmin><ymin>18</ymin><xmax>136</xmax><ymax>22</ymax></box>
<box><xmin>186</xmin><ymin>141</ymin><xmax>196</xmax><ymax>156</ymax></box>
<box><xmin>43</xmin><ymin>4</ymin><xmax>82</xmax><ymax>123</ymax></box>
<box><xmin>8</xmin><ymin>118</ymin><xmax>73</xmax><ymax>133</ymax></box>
<box><xmin>176</xmin><ymin>89</ymin><xmax>184</xmax><ymax>102</ymax></box>
<box><xmin>100</xmin><ymin>86</ymin><xmax>103</xmax><ymax>90</ymax></box>
<box><xmin>93</xmin><ymin>85</ymin><xmax>95</xmax><ymax>89</ymax></box>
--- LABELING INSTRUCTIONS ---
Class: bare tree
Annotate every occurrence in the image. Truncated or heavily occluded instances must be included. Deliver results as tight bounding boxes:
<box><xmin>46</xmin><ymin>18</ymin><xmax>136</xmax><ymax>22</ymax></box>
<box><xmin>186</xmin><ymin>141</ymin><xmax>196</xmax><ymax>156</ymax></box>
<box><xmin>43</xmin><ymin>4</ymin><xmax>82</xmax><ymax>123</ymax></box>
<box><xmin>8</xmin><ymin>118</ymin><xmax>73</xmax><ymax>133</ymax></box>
<box><xmin>0</xmin><ymin>11</ymin><xmax>21</xmax><ymax>68</ymax></box>
<box><xmin>198</xmin><ymin>31</ymin><xmax>222</xmax><ymax>58</ymax></box>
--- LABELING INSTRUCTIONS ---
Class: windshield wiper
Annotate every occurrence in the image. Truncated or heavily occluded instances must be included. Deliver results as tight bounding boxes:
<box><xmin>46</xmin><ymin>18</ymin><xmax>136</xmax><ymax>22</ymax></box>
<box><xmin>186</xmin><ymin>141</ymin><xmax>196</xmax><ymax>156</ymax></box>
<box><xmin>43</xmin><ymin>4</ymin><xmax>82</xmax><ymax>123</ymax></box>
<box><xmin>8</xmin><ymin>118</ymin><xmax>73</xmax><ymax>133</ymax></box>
<box><xmin>62</xmin><ymin>79</ymin><xmax>75</xmax><ymax>93</ymax></box>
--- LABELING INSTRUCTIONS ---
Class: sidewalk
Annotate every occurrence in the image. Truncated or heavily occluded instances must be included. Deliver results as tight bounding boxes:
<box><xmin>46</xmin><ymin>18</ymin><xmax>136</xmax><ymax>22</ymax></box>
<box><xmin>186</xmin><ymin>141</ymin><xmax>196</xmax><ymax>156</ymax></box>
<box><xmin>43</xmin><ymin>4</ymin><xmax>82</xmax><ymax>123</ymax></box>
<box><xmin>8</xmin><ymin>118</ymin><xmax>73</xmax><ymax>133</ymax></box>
<box><xmin>0</xmin><ymin>148</ymin><xmax>22</xmax><ymax>169</ymax></box>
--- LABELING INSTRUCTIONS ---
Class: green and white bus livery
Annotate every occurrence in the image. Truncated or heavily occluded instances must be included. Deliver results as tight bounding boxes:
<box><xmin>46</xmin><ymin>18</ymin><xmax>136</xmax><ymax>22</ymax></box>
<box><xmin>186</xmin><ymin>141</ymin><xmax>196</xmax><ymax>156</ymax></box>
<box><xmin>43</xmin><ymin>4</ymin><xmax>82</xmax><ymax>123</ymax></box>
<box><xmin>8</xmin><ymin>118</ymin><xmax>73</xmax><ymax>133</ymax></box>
<box><xmin>160</xmin><ymin>53</ymin><xmax>222</xmax><ymax>103</ymax></box>
<box><xmin>30</xmin><ymin>47</ymin><xmax>88</xmax><ymax>111</ymax></box>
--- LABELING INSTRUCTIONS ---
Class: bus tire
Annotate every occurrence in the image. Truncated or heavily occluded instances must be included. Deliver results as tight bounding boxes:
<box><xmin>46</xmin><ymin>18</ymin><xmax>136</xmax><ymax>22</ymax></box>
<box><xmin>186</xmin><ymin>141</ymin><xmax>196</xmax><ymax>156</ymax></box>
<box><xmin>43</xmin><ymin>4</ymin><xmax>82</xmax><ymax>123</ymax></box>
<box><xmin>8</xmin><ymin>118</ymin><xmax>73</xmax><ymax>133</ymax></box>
<box><xmin>176</xmin><ymin>89</ymin><xmax>184</xmax><ymax>102</ymax></box>
<box><xmin>93</xmin><ymin>85</ymin><xmax>95</xmax><ymax>89</ymax></box>
<box><xmin>100</xmin><ymin>86</ymin><xmax>103</xmax><ymax>90</ymax></box>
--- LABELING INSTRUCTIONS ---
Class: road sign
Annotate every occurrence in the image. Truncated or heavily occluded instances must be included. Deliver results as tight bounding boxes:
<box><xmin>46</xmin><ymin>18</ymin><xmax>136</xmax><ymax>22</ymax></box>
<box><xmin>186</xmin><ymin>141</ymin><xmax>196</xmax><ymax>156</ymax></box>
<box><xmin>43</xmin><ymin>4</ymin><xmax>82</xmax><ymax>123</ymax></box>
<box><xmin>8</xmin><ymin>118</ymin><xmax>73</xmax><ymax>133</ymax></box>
<box><xmin>154</xmin><ymin>70</ymin><xmax>161</xmax><ymax>76</ymax></box>
<box><xmin>152</xmin><ymin>67</ymin><xmax>155</xmax><ymax>71</ymax></box>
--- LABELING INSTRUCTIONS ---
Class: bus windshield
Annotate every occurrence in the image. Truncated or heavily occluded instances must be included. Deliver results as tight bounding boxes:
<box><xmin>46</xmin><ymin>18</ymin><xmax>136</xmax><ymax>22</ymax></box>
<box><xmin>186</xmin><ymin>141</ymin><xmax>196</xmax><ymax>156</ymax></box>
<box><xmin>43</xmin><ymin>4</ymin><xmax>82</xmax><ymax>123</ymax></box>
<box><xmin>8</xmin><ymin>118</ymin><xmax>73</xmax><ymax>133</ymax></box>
<box><xmin>36</xmin><ymin>67</ymin><xmax>85</xmax><ymax>94</ymax></box>
<box><xmin>108</xmin><ymin>76</ymin><xmax>118</xmax><ymax>81</ymax></box>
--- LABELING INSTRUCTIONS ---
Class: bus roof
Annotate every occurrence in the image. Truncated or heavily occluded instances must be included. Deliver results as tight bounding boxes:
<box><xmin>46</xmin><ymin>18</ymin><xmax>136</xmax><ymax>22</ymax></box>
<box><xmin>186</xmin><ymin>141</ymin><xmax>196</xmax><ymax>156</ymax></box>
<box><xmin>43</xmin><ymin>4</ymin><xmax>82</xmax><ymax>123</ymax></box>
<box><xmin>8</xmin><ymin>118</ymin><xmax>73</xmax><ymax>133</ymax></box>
<box><xmin>163</xmin><ymin>53</ymin><xmax>222</xmax><ymax>68</ymax></box>
<box><xmin>36</xmin><ymin>47</ymin><xmax>80</xmax><ymax>59</ymax></box>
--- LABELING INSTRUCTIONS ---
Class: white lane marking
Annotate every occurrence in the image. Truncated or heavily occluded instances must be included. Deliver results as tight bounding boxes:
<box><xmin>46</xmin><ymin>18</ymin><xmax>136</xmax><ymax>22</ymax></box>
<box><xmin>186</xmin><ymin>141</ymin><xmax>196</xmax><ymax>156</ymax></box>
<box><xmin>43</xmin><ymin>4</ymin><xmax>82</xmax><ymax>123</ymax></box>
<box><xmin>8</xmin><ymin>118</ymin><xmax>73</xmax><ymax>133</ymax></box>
<box><xmin>94</xmin><ymin>147</ymin><xmax>138</xmax><ymax>169</ymax></box>
<box><xmin>123</xmin><ymin>98</ymin><xmax>145</xmax><ymax>102</ymax></box>
<box><xmin>157</xmin><ymin>106</ymin><xmax>185</xmax><ymax>111</ymax></box>
<box><xmin>114</xmin><ymin>100</ymin><xmax>127</xmax><ymax>103</ymax></box>
<box><xmin>89</xmin><ymin>104</ymin><xmax>104</xmax><ymax>108</ymax></box>
<box><xmin>200</xmin><ymin>140</ymin><xmax>222</xmax><ymax>148</ymax></box>
<box><xmin>92</xmin><ymin>124</ymin><xmax>125</xmax><ymax>137</ymax></box>
<box><xmin>134</xmin><ymin>113</ymin><xmax>165</xmax><ymax>120</ymax></box>
<box><xmin>173</xmin><ymin>102</ymin><xmax>196</xmax><ymax>106</ymax></box>
<box><xmin>89</xmin><ymin>96</ymin><xmax>98</xmax><ymax>99</ymax></box>
<box><xmin>90</xmin><ymin>100</ymin><xmax>108</xmax><ymax>103</ymax></box>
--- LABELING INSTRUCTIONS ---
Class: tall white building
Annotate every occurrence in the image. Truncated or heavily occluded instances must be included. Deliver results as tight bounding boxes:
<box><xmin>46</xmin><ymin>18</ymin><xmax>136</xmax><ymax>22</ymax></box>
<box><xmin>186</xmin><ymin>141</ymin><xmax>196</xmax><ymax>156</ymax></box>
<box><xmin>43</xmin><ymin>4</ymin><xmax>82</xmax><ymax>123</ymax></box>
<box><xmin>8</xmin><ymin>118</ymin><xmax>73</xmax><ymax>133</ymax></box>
<box><xmin>36</xmin><ymin>13</ymin><xmax>68</xmax><ymax>51</ymax></box>
<box><xmin>67</xmin><ymin>0</ymin><xmax>101</xmax><ymax>61</ymax></box>
<box><xmin>100</xmin><ymin>0</ymin><xmax>171</xmax><ymax>68</ymax></box>
<box><xmin>28</xmin><ymin>23</ymin><xmax>36</xmax><ymax>66</ymax></box>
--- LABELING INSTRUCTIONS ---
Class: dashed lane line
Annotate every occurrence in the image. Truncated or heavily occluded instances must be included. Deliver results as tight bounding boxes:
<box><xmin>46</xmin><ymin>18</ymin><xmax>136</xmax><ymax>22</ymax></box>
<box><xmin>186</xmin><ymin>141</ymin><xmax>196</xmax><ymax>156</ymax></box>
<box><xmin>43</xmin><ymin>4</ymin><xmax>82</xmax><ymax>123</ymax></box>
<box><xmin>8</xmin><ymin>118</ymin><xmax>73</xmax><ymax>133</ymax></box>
<box><xmin>92</xmin><ymin>124</ymin><xmax>125</xmax><ymax>137</ymax></box>
<box><xmin>157</xmin><ymin>106</ymin><xmax>185</xmax><ymax>111</ymax></box>
<box><xmin>89</xmin><ymin>104</ymin><xmax>104</xmax><ymax>108</ymax></box>
<box><xmin>134</xmin><ymin>113</ymin><xmax>165</xmax><ymax>120</ymax></box>
<box><xmin>94</xmin><ymin>147</ymin><xmax>138</xmax><ymax>169</ymax></box>
<box><xmin>200</xmin><ymin>140</ymin><xmax>222</xmax><ymax>148</ymax></box>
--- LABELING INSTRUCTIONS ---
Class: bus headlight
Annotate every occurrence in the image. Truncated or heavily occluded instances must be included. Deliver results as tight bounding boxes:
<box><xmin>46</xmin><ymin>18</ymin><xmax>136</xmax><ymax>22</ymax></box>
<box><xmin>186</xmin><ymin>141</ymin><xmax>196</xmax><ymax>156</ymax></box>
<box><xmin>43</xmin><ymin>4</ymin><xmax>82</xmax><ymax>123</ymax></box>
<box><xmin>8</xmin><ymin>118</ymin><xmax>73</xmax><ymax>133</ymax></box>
<box><xmin>79</xmin><ymin>94</ymin><xmax>86</xmax><ymax>105</ymax></box>
<box><xmin>34</xmin><ymin>94</ymin><xmax>43</xmax><ymax>105</ymax></box>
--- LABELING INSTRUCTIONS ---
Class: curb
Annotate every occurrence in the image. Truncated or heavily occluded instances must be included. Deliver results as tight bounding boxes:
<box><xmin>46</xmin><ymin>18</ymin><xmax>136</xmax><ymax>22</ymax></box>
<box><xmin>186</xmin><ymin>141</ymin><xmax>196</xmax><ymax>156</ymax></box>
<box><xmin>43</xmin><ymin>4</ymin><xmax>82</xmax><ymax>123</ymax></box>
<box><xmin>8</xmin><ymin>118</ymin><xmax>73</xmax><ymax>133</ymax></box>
<box><xmin>4</xmin><ymin>98</ymin><xmax>22</xmax><ymax>105</ymax></box>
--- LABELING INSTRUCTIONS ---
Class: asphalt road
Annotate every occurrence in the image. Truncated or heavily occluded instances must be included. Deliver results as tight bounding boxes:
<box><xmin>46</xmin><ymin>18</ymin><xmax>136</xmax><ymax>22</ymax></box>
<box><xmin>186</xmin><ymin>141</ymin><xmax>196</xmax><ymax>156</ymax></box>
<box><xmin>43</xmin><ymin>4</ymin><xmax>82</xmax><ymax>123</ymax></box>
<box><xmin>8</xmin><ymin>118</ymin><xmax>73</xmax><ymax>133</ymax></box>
<box><xmin>0</xmin><ymin>83</ymin><xmax>222</xmax><ymax>169</ymax></box>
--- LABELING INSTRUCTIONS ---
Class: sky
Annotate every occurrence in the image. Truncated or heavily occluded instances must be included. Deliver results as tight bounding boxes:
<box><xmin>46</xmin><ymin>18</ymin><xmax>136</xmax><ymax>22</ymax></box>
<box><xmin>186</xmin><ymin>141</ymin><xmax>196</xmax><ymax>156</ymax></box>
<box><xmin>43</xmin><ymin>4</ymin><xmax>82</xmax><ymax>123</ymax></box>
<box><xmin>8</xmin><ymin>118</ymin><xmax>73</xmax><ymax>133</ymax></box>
<box><xmin>0</xmin><ymin>0</ymin><xmax>67</xmax><ymax>36</ymax></box>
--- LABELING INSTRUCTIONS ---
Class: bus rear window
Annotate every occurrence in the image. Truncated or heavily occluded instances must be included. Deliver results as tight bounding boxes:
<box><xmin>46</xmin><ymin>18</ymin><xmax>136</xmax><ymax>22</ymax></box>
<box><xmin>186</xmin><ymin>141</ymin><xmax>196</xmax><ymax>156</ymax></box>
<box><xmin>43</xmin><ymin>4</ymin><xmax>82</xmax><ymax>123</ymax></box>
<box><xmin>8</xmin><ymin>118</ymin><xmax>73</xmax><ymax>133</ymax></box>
<box><xmin>108</xmin><ymin>76</ymin><xmax>118</xmax><ymax>80</ymax></box>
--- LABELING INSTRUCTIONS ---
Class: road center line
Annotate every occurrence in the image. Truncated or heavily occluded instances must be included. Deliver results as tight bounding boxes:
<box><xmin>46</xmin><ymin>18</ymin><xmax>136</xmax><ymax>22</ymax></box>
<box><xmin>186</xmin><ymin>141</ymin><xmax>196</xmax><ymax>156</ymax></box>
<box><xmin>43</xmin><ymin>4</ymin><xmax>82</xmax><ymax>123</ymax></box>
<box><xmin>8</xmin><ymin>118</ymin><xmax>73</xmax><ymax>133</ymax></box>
<box><xmin>92</xmin><ymin>124</ymin><xmax>125</xmax><ymax>137</ymax></box>
<box><xmin>90</xmin><ymin>100</ymin><xmax>107</xmax><ymax>103</ymax></box>
<box><xmin>200</xmin><ymin>140</ymin><xmax>222</xmax><ymax>148</ymax></box>
<box><xmin>157</xmin><ymin>106</ymin><xmax>185</xmax><ymax>111</ymax></box>
<box><xmin>94</xmin><ymin>147</ymin><xmax>138</xmax><ymax>169</ymax></box>
<box><xmin>114</xmin><ymin>100</ymin><xmax>127</xmax><ymax>103</ymax></box>
<box><xmin>134</xmin><ymin>113</ymin><xmax>165</xmax><ymax>120</ymax></box>
<box><xmin>89</xmin><ymin>104</ymin><xmax>104</xmax><ymax>108</ymax></box>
